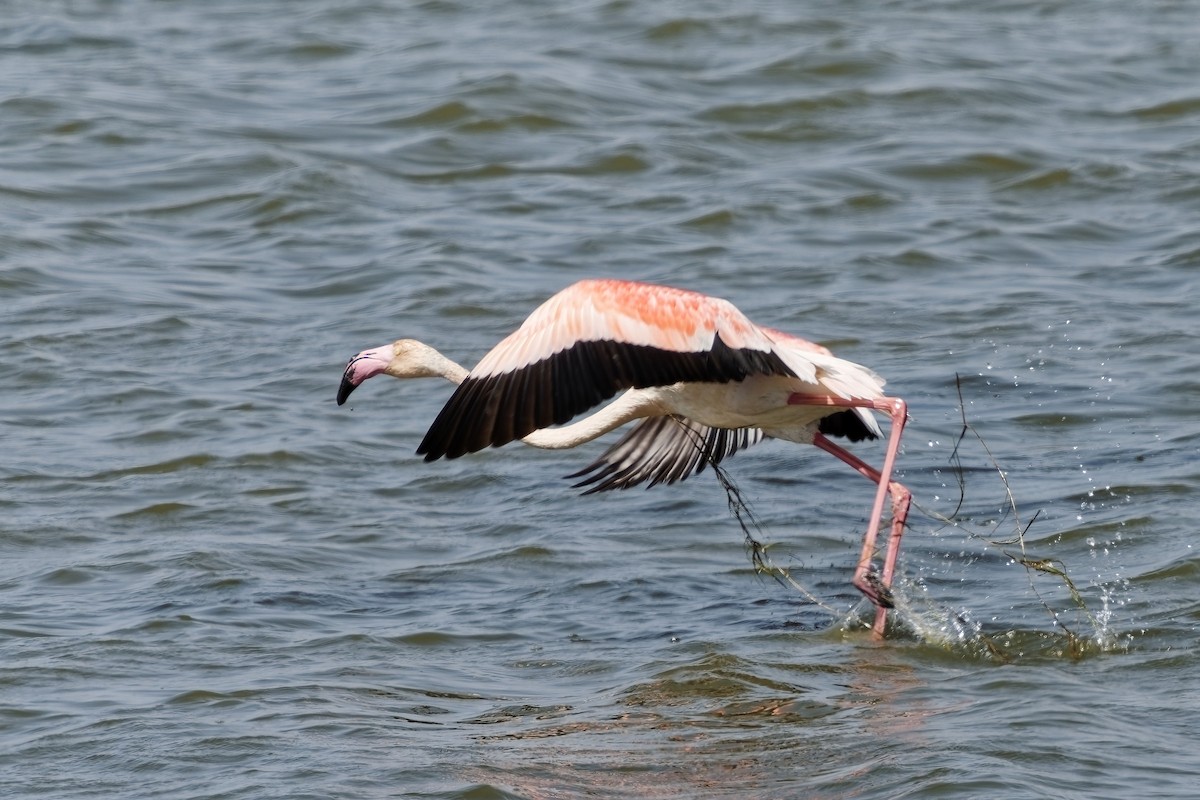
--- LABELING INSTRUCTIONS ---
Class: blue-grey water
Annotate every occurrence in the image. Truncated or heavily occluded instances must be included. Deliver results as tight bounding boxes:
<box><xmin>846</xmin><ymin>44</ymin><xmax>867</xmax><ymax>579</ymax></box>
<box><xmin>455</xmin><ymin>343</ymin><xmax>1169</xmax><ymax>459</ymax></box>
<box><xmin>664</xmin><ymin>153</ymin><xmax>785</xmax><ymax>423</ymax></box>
<box><xmin>3</xmin><ymin>1</ymin><xmax>1198</xmax><ymax>797</ymax></box>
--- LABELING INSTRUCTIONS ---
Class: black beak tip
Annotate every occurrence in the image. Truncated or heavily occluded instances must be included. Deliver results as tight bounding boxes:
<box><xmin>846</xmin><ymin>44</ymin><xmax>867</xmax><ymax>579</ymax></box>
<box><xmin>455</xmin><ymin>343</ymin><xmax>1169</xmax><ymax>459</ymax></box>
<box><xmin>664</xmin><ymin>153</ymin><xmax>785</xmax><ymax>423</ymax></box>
<box><xmin>336</xmin><ymin>375</ymin><xmax>356</xmax><ymax>406</ymax></box>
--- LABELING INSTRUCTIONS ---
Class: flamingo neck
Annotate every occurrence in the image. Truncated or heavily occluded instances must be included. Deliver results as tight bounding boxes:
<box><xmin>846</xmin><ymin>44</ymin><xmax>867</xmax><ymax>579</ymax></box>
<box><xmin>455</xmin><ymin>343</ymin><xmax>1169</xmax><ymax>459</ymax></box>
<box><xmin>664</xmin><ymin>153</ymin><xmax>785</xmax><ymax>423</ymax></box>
<box><xmin>521</xmin><ymin>391</ymin><xmax>658</xmax><ymax>450</ymax></box>
<box><xmin>432</xmin><ymin>353</ymin><xmax>469</xmax><ymax>384</ymax></box>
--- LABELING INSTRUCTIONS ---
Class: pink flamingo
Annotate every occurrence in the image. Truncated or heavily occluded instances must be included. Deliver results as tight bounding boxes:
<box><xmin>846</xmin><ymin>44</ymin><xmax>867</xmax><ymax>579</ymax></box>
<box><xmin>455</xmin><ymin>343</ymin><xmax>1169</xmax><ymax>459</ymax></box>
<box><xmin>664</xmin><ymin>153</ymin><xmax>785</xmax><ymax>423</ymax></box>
<box><xmin>338</xmin><ymin>279</ymin><xmax>911</xmax><ymax>636</ymax></box>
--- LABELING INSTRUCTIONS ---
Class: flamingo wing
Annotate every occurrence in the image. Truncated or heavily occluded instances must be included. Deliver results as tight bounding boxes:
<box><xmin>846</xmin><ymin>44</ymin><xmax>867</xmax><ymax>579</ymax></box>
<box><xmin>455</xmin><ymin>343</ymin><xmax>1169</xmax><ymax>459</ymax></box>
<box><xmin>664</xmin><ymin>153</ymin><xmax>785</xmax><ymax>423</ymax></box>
<box><xmin>417</xmin><ymin>280</ymin><xmax>798</xmax><ymax>460</ymax></box>
<box><xmin>567</xmin><ymin>416</ymin><xmax>768</xmax><ymax>494</ymax></box>
<box><xmin>766</xmin><ymin>326</ymin><xmax>887</xmax><ymax>442</ymax></box>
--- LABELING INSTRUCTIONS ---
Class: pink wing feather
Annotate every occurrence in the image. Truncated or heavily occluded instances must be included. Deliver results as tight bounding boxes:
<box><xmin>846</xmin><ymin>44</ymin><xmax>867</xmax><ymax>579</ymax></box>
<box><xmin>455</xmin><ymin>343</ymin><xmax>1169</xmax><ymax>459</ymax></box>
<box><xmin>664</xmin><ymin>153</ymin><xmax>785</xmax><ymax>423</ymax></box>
<box><xmin>417</xmin><ymin>280</ymin><xmax>798</xmax><ymax>460</ymax></box>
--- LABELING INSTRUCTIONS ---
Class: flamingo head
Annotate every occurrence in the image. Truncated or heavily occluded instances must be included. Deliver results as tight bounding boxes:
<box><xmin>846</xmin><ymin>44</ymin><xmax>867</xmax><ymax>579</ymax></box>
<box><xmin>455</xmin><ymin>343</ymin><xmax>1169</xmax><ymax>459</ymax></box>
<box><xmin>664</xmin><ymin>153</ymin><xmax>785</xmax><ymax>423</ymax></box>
<box><xmin>336</xmin><ymin>339</ymin><xmax>459</xmax><ymax>405</ymax></box>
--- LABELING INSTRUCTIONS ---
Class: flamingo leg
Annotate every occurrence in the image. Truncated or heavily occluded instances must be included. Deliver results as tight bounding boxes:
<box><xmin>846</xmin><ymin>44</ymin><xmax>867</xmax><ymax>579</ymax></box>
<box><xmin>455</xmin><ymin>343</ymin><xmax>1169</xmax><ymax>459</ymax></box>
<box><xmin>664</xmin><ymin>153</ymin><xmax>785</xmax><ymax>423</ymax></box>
<box><xmin>787</xmin><ymin>395</ymin><xmax>909</xmax><ymax>637</ymax></box>
<box><xmin>812</xmin><ymin>432</ymin><xmax>912</xmax><ymax>636</ymax></box>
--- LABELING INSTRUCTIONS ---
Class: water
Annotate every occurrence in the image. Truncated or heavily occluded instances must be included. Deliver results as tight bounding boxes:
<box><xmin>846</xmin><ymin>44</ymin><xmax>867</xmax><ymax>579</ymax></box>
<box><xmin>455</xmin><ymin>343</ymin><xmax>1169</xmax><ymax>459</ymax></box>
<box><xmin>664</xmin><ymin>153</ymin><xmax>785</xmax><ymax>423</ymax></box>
<box><xmin>3</xmin><ymin>1</ymin><xmax>1198</xmax><ymax>797</ymax></box>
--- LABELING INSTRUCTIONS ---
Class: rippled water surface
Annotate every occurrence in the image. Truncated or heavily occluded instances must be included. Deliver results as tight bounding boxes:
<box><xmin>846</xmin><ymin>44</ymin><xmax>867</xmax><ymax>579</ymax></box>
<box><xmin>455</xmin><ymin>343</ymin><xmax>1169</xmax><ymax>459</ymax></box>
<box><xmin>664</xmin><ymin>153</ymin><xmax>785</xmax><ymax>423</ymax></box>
<box><xmin>3</xmin><ymin>1</ymin><xmax>1199</xmax><ymax>798</ymax></box>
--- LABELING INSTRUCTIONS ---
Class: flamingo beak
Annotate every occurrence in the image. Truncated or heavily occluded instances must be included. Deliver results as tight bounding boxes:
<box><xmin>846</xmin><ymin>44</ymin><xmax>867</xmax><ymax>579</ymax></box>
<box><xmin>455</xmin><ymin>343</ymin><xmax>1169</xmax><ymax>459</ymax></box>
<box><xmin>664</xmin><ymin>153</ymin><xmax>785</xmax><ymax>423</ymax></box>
<box><xmin>336</xmin><ymin>346</ymin><xmax>391</xmax><ymax>405</ymax></box>
<box><xmin>336</xmin><ymin>365</ymin><xmax>359</xmax><ymax>405</ymax></box>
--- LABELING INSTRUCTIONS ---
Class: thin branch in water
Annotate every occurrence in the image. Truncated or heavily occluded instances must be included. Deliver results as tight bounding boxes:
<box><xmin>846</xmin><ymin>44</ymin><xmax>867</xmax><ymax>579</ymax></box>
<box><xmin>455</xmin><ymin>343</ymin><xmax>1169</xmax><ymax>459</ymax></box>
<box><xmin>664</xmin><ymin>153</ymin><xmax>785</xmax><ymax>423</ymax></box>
<box><xmin>920</xmin><ymin>374</ymin><xmax>1100</xmax><ymax>656</ymax></box>
<box><xmin>700</xmin><ymin>442</ymin><xmax>849</xmax><ymax>622</ymax></box>
<box><xmin>944</xmin><ymin>373</ymin><xmax>971</xmax><ymax>522</ymax></box>
<box><xmin>661</xmin><ymin>417</ymin><xmax>773</xmax><ymax>576</ymax></box>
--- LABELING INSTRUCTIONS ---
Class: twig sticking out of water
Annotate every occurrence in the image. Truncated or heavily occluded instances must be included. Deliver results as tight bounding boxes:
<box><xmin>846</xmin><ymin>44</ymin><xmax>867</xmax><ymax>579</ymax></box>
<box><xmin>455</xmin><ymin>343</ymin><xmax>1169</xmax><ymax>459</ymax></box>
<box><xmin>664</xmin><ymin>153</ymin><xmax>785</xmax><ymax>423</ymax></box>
<box><xmin>665</xmin><ymin>418</ymin><xmax>853</xmax><ymax>625</ymax></box>
<box><xmin>709</xmin><ymin>459</ymin><xmax>851</xmax><ymax>623</ymax></box>
<box><xmin>917</xmin><ymin>374</ymin><xmax>1101</xmax><ymax>656</ymax></box>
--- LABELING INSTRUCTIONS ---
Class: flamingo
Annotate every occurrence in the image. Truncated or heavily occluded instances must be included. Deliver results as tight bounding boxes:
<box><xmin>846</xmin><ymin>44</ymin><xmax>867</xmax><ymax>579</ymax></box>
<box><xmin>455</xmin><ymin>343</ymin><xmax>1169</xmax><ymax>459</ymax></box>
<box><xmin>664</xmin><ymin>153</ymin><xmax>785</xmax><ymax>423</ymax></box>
<box><xmin>335</xmin><ymin>338</ymin><xmax>763</xmax><ymax>491</ymax></box>
<box><xmin>337</xmin><ymin>278</ymin><xmax>911</xmax><ymax>636</ymax></box>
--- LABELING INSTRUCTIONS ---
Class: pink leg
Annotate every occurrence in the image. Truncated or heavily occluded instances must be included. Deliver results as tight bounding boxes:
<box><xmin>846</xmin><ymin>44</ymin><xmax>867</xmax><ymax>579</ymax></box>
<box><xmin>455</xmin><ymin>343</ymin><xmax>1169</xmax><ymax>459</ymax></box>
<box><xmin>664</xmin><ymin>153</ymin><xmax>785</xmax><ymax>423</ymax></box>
<box><xmin>812</xmin><ymin>433</ymin><xmax>912</xmax><ymax>635</ymax></box>
<box><xmin>787</xmin><ymin>395</ymin><xmax>910</xmax><ymax>637</ymax></box>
